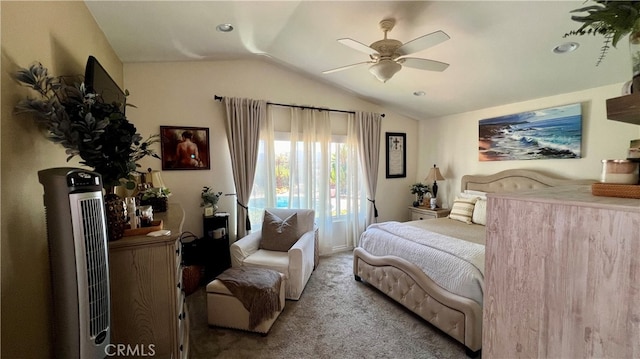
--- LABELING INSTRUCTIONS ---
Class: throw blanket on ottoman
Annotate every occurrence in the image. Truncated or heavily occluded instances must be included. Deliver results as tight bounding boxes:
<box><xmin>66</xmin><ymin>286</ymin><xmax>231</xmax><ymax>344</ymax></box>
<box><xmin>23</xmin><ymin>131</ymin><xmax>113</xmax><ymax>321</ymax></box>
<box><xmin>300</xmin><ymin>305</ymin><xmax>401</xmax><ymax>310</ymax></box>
<box><xmin>217</xmin><ymin>267</ymin><xmax>282</xmax><ymax>330</ymax></box>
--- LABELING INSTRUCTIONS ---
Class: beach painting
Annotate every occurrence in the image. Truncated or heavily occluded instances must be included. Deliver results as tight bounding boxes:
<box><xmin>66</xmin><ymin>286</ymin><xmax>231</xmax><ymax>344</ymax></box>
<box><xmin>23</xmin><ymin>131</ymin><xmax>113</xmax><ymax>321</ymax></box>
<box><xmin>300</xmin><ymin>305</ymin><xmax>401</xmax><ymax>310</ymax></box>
<box><xmin>479</xmin><ymin>103</ymin><xmax>582</xmax><ymax>161</ymax></box>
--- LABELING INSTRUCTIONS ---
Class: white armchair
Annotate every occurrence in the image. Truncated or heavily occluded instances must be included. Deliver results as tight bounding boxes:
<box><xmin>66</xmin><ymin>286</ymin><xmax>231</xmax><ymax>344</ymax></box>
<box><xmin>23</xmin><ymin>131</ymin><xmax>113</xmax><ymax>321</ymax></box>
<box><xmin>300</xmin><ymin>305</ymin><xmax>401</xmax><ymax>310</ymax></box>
<box><xmin>230</xmin><ymin>208</ymin><xmax>316</xmax><ymax>300</ymax></box>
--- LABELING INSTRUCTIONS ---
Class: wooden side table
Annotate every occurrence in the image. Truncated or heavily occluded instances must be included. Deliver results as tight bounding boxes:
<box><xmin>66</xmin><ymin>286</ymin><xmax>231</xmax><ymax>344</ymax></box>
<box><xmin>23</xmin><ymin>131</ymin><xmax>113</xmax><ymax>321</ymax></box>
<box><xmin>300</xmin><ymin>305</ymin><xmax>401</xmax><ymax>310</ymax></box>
<box><xmin>408</xmin><ymin>206</ymin><xmax>451</xmax><ymax>221</ymax></box>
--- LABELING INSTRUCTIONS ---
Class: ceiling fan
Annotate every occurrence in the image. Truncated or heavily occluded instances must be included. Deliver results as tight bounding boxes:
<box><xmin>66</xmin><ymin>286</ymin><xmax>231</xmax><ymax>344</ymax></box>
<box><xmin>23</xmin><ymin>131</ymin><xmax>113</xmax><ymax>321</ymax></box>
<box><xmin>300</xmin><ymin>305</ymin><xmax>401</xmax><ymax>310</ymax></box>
<box><xmin>323</xmin><ymin>18</ymin><xmax>450</xmax><ymax>83</ymax></box>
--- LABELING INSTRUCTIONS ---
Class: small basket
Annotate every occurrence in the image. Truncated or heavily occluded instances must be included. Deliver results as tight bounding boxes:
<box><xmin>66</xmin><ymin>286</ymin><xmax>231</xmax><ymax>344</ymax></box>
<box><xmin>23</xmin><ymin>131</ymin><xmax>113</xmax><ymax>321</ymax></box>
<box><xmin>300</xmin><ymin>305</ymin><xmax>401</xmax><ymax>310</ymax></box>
<box><xmin>123</xmin><ymin>220</ymin><xmax>163</xmax><ymax>237</ymax></box>
<box><xmin>592</xmin><ymin>183</ymin><xmax>640</xmax><ymax>199</ymax></box>
<box><xmin>140</xmin><ymin>197</ymin><xmax>168</xmax><ymax>213</ymax></box>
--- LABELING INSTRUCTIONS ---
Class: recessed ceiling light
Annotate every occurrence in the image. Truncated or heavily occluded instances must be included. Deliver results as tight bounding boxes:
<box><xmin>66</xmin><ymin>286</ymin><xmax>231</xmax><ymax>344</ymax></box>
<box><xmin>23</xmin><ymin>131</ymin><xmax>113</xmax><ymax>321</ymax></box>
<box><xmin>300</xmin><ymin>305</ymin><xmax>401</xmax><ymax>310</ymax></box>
<box><xmin>553</xmin><ymin>42</ymin><xmax>579</xmax><ymax>54</ymax></box>
<box><xmin>216</xmin><ymin>23</ymin><xmax>234</xmax><ymax>33</ymax></box>
<box><xmin>413</xmin><ymin>91</ymin><xmax>426</xmax><ymax>97</ymax></box>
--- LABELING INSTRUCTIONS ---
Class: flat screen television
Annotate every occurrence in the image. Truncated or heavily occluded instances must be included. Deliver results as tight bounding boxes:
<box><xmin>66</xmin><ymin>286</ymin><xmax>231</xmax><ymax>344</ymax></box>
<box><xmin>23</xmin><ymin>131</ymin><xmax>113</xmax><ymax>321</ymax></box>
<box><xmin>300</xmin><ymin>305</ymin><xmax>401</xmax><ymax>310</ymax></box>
<box><xmin>84</xmin><ymin>55</ymin><xmax>126</xmax><ymax>113</ymax></box>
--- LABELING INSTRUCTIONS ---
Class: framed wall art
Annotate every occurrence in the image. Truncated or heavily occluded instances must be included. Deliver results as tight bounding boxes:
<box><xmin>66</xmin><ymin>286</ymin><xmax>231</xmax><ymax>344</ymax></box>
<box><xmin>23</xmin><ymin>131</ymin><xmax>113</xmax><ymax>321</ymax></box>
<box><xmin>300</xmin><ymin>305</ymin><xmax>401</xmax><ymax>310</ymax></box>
<box><xmin>385</xmin><ymin>132</ymin><xmax>406</xmax><ymax>178</ymax></box>
<box><xmin>160</xmin><ymin>126</ymin><xmax>210</xmax><ymax>170</ymax></box>
<box><xmin>479</xmin><ymin>103</ymin><xmax>582</xmax><ymax>161</ymax></box>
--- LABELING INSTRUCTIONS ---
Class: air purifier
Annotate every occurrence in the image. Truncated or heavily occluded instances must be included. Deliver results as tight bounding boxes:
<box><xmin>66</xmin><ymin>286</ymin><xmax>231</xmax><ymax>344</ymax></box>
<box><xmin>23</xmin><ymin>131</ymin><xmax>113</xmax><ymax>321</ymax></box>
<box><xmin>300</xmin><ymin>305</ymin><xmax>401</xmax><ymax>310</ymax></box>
<box><xmin>38</xmin><ymin>167</ymin><xmax>111</xmax><ymax>359</ymax></box>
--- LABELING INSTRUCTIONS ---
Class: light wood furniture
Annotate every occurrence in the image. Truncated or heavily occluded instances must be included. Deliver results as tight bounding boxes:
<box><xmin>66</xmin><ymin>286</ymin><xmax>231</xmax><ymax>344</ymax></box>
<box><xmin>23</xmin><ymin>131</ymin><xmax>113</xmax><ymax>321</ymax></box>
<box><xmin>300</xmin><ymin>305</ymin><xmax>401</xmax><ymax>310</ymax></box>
<box><xmin>408</xmin><ymin>206</ymin><xmax>451</xmax><ymax>221</ymax></box>
<box><xmin>355</xmin><ymin>169</ymin><xmax>595</xmax><ymax>356</ymax></box>
<box><xmin>108</xmin><ymin>203</ymin><xmax>188</xmax><ymax>359</ymax></box>
<box><xmin>484</xmin><ymin>185</ymin><xmax>640</xmax><ymax>358</ymax></box>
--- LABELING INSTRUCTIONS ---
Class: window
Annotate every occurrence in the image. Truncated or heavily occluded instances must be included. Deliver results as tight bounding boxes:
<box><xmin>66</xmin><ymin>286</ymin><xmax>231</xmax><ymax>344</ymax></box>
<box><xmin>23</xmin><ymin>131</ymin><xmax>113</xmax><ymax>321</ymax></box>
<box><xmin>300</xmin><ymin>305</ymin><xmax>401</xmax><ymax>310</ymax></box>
<box><xmin>249</xmin><ymin>133</ymin><xmax>359</xmax><ymax>228</ymax></box>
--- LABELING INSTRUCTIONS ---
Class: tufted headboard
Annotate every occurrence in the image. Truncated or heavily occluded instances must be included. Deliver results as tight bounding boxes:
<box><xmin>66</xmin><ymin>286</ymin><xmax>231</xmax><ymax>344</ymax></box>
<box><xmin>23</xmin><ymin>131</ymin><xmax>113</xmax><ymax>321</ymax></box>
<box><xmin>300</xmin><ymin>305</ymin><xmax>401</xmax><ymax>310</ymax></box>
<box><xmin>461</xmin><ymin>169</ymin><xmax>595</xmax><ymax>193</ymax></box>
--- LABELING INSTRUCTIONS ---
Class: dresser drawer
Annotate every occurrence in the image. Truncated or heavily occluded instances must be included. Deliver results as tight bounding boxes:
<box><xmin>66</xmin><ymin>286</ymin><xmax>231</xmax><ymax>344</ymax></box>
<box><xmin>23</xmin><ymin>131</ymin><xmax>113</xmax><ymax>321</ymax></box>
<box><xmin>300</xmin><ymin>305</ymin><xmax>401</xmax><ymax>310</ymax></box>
<box><xmin>408</xmin><ymin>206</ymin><xmax>450</xmax><ymax>221</ymax></box>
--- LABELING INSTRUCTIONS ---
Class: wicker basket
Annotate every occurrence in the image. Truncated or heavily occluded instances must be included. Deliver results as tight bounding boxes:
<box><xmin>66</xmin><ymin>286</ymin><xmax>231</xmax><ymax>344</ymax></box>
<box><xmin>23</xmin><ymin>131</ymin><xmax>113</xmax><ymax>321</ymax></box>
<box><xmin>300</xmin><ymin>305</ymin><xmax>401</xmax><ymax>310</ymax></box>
<box><xmin>140</xmin><ymin>197</ymin><xmax>168</xmax><ymax>212</ymax></box>
<box><xmin>592</xmin><ymin>183</ymin><xmax>640</xmax><ymax>199</ymax></box>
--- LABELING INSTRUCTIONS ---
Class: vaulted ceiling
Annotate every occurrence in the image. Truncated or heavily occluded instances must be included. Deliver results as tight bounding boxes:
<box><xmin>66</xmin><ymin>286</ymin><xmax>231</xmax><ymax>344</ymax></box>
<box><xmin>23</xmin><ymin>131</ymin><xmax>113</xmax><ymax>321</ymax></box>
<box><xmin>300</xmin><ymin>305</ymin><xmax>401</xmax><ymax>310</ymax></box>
<box><xmin>85</xmin><ymin>1</ymin><xmax>630</xmax><ymax>120</ymax></box>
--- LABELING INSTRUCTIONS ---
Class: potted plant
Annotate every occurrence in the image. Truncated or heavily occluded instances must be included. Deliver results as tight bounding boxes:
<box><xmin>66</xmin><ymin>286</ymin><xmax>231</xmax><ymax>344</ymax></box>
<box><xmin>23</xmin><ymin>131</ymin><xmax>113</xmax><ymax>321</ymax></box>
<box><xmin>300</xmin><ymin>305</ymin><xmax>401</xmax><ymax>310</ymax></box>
<box><xmin>140</xmin><ymin>187</ymin><xmax>172</xmax><ymax>213</ymax></box>
<box><xmin>410</xmin><ymin>183</ymin><xmax>430</xmax><ymax>207</ymax></box>
<box><xmin>201</xmin><ymin>186</ymin><xmax>223</xmax><ymax>216</ymax></box>
<box><xmin>564</xmin><ymin>1</ymin><xmax>640</xmax><ymax>89</ymax></box>
<box><xmin>13</xmin><ymin>62</ymin><xmax>159</xmax><ymax>185</ymax></box>
<box><xmin>13</xmin><ymin>62</ymin><xmax>160</xmax><ymax>240</ymax></box>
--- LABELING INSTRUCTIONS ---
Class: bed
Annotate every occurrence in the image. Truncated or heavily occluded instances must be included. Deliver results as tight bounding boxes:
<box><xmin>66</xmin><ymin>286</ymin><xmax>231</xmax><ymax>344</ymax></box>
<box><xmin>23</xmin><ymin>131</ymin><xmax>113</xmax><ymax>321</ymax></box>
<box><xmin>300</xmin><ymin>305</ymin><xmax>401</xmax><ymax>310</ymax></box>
<box><xmin>353</xmin><ymin>169</ymin><xmax>594</xmax><ymax>356</ymax></box>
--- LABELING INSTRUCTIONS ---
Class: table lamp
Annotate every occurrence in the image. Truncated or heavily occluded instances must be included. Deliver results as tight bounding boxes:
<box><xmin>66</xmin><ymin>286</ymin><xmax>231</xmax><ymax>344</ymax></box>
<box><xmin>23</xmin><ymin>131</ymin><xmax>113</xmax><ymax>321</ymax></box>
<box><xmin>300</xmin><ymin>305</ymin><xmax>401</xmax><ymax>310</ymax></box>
<box><xmin>425</xmin><ymin>164</ymin><xmax>445</xmax><ymax>199</ymax></box>
<box><xmin>150</xmin><ymin>170</ymin><xmax>166</xmax><ymax>189</ymax></box>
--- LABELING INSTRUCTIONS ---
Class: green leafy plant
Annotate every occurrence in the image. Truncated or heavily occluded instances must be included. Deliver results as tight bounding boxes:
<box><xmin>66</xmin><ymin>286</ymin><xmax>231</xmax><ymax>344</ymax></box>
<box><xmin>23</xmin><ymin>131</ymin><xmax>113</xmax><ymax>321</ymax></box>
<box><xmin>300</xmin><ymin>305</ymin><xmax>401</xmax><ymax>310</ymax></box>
<box><xmin>201</xmin><ymin>186</ymin><xmax>223</xmax><ymax>207</ymax></box>
<box><xmin>410</xmin><ymin>183</ymin><xmax>430</xmax><ymax>196</ymax></box>
<box><xmin>141</xmin><ymin>187</ymin><xmax>172</xmax><ymax>200</ymax></box>
<box><xmin>13</xmin><ymin>62</ymin><xmax>159</xmax><ymax>186</ymax></box>
<box><xmin>564</xmin><ymin>0</ymin><xmax>640</xmax><ymax>65</ymax></box>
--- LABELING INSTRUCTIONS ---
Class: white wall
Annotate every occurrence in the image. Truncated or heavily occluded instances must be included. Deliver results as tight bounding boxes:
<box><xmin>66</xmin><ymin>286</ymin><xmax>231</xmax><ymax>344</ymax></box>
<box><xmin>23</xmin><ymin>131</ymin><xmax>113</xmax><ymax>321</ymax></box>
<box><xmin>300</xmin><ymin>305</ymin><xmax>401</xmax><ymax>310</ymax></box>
<box><xmin>124</xmin><ymin>59</ymin><xmax>419</xmax><ymax>240</ymax></box>
<box><xmin>417</xmin><ymin>83</ymin><xmax>640</xmax><ymax>207</ymax></box>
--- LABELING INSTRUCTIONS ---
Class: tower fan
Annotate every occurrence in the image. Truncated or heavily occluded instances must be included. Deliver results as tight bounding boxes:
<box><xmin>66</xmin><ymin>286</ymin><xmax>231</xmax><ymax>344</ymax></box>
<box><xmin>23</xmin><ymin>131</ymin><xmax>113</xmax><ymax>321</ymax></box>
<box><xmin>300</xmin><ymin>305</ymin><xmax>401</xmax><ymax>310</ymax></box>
<box><xmin>38</xmin><ymin>167</ymin><xmax>111</xmax><ymax>358</ymax></box>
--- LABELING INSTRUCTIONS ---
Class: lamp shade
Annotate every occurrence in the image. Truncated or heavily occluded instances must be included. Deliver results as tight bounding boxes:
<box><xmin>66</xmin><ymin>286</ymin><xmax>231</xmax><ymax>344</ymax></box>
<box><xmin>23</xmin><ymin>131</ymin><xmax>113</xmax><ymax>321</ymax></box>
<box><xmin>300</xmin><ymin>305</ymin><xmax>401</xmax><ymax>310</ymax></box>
<box><xmin>425</xmin><ymin>166</ymin><xmax>445</xmax><ymax>183</ymax></box>
<box><xmin>150</xmin><ymin>170</ymin><xmax>166</xmax><ymax>189</ymax></box>
<box><xmin>369</xmin><ymin>59</ymin><xmax>402</xmax><ymax>83</ymax></box>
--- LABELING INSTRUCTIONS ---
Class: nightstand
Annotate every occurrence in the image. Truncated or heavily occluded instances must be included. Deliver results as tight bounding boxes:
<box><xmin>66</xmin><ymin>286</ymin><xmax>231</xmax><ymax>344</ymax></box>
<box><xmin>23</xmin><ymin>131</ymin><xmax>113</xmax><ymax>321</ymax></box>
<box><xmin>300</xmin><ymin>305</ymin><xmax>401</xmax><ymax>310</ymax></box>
<box><xmin>408</xmin><ymin>206</ymin><xmax>451</xmax><ymax>221</ymax></box>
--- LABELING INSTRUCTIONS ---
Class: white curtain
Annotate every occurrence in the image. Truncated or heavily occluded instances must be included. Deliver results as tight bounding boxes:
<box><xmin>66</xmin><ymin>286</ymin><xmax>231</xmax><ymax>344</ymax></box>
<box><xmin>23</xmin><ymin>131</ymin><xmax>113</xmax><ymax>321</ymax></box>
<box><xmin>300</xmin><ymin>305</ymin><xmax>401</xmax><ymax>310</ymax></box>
<box><xmin>353</xmin><ymin>111</ymin><xmax>383</xmax><ymax>227</ymax></box>
<box><xmin>288</xmin><ymin>109</ymin><xmax>332</xmax><ymax>252</ymax></box>
<box><xmin>252</xmin><ymin>107</ymin><xmax>369</xmax><ymax>254</ymax></box>
<box><xmin>223</xmin><ymin>97</ymin><xmax>267</xmax><ymax>239</ymax></box>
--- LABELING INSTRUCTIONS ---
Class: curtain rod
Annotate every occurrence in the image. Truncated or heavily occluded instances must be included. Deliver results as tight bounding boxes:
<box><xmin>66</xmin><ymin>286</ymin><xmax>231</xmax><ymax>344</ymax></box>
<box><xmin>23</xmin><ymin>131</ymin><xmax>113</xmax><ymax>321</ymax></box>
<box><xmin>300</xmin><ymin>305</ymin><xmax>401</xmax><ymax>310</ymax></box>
<box><xmin>214</xmin><ymin>95</ymin><xmax>385</xmax><ymax>117</ymax></box>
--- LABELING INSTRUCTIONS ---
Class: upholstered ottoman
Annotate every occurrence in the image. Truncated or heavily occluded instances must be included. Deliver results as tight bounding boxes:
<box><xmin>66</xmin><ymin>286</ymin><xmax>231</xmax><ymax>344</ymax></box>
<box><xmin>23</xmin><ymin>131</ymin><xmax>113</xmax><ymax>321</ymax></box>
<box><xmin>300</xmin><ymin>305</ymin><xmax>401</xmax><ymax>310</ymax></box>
<box><xmin>206</xmin><ymin>268</ymin><xmax>285</xmax><ymax>334</ymax></box>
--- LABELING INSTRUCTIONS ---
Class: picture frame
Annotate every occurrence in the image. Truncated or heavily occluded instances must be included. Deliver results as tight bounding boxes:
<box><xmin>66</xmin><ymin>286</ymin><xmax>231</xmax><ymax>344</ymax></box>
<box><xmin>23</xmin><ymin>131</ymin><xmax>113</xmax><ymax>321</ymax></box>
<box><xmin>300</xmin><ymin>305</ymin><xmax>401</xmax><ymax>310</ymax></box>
<box><xmin>385</xmin><ymin>132</ymin><xmax>406</xmax><ymax>178</ymax></box>
<box><xmin>479</xmin><ymin>103</ymin><xmax>582</xmax><ymax>161</ymax></box>
<box><xmin>160</xmin><ymin>126</ymin><xmax>210</xmax><ymax>170</ymax></box>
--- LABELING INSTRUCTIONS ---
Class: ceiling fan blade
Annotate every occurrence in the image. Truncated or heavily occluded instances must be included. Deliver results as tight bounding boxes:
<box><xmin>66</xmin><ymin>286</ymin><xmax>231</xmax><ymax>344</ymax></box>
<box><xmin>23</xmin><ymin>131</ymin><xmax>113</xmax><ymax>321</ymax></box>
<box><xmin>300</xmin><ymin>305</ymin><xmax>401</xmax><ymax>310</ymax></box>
<box><xmin>398</xmin><ymin>57</ymin><xmax>449</xmax><ymax>72</ymax></box>
<box><xmin>337</xmin><ymin>38</ymin><xmax>379</xmax><ymax>56</ymax></box>
<box><xmin>396</xmin><ymin>30</ymin><xmax>450</xmax><ymax>56</ymax></box>
<box><xmin>322</xmin><ymin>61</ymin><xmax>373</xmax><ymax>74</ymax></box>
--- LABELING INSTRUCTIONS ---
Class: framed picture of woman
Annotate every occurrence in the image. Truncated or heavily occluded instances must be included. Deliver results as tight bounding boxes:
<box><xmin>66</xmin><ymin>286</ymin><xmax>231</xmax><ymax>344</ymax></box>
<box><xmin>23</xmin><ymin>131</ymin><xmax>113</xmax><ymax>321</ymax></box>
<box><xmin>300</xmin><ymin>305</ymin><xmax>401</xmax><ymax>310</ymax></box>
<box><xmin>160</xmin><ymin>126</ymin><xmax>210</xmax><ymax>170</ymax></box>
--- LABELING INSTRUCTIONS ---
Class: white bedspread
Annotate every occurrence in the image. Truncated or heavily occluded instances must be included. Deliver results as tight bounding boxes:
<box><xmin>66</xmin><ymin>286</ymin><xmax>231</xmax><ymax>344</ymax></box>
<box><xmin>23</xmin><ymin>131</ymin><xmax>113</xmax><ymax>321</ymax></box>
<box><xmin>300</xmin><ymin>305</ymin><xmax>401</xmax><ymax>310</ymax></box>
<box><xmin>358</xmin><ymin>221</ymin><xmax>485</xmax><ymax>304</ymax></box>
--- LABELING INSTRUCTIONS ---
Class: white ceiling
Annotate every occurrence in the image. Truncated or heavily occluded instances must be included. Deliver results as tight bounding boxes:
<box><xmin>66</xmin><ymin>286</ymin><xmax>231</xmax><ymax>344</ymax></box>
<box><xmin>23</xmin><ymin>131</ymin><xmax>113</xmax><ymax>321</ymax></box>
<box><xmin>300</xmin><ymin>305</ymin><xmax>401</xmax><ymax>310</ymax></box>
<box><xmin>85</xmin><ymin>1</ymin><xmax>630</xmax><ymax>121</ymax></box>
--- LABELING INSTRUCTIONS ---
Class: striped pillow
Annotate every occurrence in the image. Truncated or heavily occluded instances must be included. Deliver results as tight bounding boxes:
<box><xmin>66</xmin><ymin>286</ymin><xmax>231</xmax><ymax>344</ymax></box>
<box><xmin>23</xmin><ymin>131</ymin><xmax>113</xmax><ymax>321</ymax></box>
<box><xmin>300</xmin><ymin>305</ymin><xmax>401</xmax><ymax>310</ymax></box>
<box><xmin>448</xmin><ymin>197</ymin><xmax>478</xmax><ymax>224</ymax></box>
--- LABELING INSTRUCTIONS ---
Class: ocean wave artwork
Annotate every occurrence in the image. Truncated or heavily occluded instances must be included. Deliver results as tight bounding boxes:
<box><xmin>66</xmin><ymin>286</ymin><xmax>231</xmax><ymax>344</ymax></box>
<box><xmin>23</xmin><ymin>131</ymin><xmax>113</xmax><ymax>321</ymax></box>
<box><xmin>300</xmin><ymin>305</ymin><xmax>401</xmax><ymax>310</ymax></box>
<box><xmin>479</xmin><ymin>103</ymin><xmax>582</xmax><ymax>161</ymax></box>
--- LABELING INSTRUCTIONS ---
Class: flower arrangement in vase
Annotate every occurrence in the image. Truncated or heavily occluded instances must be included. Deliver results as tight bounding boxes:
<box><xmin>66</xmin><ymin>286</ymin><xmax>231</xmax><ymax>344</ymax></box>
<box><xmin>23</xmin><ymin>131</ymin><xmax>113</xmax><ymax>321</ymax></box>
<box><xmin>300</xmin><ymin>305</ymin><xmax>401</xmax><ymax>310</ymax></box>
<box><xmin>201</xmin><ymin>186</ymin><xmax>223</xmax><ymax>216</ymax></box>
<box><xmin>140</xmin><ymin>187</ymin><xmax>172</xmax><ymax>213</ymax></box>
<box><xmin>410</xmin><ymin>182</ymin><xmax>431</xmax><ymax>207</ymax></box>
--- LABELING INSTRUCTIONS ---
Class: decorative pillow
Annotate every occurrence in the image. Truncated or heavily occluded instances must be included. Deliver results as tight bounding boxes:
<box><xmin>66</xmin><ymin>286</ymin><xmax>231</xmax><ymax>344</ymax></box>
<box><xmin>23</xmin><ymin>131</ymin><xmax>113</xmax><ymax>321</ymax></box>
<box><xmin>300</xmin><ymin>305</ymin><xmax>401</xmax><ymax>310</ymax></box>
<box><xmin>448</xmin><ymin>197</ymin><xmax>478</xmax><ymax>224</ymax></box>
<box><xmin>259</xmin><ymin>211</ymin><xmax>299</xmax><ymax>252</ymax></box>
<box><xmin>463</xmin><ymin>189</ymin><xmax>488</xmax><ymax>200</ymax></box>
<box><xmin>472</xmin><ymin>198</ymin><xmax>487</xmax><ymax>225</ymax></box>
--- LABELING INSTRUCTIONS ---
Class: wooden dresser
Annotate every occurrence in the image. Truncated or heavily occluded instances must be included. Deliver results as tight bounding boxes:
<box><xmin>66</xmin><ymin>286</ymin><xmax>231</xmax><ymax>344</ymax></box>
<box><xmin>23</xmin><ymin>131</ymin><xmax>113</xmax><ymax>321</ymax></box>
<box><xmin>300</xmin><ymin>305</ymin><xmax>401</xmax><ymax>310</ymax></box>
<box><xmin>108</xmin><ymin>203</ymin><xmax>188</xmax><ymax>358</ymax></box>
<box><xmin>483</xmin><ymin>185</ymin><xmax>640</xmax><ymax>358</ymax></box>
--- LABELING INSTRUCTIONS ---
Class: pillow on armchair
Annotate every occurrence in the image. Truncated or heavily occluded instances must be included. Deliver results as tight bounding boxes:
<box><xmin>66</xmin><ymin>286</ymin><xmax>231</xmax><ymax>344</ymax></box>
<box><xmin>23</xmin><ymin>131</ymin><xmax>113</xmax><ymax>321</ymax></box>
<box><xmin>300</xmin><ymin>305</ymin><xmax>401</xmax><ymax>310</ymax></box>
<box><xmin>259</xmin><ymin>210</ymin><xmax>299</xmax><ymax>252</ymax></box>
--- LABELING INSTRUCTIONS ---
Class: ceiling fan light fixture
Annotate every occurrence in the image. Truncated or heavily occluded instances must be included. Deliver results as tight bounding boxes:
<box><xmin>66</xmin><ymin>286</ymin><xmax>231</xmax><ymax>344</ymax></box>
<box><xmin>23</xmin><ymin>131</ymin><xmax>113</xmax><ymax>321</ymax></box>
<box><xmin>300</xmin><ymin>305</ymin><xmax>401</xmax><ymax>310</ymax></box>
<box><xmin>369</xmin><ymin>59</ymin><xmax>401</xmax><ymax>82</ymax></box>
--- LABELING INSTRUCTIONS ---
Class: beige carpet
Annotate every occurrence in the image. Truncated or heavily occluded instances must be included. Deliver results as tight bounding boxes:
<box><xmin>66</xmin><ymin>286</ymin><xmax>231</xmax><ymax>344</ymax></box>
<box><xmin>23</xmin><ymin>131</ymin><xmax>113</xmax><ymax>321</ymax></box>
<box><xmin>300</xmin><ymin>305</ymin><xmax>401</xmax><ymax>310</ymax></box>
<box><xmin>187</xmin><ymin>250</ymin><xmax>469</xmax><ymax>358</ymax></box>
